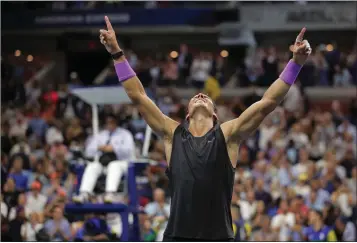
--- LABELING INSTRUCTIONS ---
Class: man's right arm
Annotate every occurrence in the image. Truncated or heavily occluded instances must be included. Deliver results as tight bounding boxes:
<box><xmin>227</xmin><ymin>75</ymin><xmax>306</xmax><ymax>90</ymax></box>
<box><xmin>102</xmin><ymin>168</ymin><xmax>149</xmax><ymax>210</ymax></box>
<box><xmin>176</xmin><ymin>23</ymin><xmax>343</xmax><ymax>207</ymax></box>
<box><xmin>100</xmin><ymin>16</ymin><xmax>178</xmax><ymax>138</ymax></box>
<box><xmin>114</xmin><ymin>57</ymin><xmax>178</xmax><ymax>137</ymax></box>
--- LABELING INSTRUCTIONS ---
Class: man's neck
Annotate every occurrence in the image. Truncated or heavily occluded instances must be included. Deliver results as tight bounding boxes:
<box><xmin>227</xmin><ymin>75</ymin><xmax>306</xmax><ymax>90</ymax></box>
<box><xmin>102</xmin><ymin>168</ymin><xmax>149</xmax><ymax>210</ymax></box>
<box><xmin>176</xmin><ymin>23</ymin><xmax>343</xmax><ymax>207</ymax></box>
<box><xmin>189</xmin><ymin>114</ymin><xmax>213</xmax><ymax>137</ymax></box>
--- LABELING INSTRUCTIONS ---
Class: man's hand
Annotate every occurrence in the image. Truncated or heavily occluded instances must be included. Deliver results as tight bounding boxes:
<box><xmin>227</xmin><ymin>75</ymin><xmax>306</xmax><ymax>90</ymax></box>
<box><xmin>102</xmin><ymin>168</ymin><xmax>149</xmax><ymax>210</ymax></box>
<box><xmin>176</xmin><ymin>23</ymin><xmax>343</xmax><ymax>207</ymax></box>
<box><xmin>292</xmin><ymin>27</ymin><xmax>312</xmax><ymax>65</ymax></box>
<box><xmin>98</xmin><ymin>145</ymin><xmax>113</xmax><ymax>152</ymax></box>
<box><xmin>99</xmin><ymin>16</ymin><xmax>121</xmax><ymax>54</ymax></box>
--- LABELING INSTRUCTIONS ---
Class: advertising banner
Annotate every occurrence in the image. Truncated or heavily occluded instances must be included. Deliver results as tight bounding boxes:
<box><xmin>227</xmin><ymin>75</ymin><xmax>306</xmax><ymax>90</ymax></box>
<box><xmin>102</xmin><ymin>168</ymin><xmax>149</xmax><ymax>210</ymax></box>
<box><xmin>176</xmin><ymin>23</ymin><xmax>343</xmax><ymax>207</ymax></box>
<box><xmin>2</xmin><ymin>8</ymin><xmax>220</xmax><ymax>30</ymax></box>
<box><xmin>241</xmin><ymin>2</ymin><xmax>357</xmax><ymax>31</ymax></box>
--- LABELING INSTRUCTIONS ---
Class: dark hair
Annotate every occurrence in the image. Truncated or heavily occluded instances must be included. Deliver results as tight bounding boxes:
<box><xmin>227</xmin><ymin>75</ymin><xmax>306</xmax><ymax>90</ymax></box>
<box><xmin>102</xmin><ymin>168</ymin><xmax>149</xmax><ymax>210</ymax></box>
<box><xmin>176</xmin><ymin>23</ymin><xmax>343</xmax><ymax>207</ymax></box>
<box><xmin>105</xmin><ymin>113</ymin><xmax>117</xmax><ymax>123</ymax></box>
<box><xmin>186</xmin><ymin>95</ymin><xmax>218</xmax><ymax>123</ymax></box>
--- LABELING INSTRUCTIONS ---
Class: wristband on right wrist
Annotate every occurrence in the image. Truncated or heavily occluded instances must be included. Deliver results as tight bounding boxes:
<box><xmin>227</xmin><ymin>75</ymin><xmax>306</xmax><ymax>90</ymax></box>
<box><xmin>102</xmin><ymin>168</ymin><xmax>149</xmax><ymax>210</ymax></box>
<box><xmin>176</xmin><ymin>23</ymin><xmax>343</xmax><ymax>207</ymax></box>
<box><xmin>114</xmin><ymin>60</ymin><xmax>136</xmax><ymax>83</ymax></box>
<box><xmin>279</xmin><ymin>60</ymin><xmax>302</xmax><ymax>85</ymax></box>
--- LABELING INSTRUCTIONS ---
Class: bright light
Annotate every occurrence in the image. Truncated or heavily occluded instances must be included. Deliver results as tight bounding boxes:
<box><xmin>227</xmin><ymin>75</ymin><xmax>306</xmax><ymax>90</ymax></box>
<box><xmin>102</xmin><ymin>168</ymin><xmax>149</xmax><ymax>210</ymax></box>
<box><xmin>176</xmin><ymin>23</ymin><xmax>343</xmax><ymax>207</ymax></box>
<box><xmin>170</xmin><ymin>51</ymin><xmax>178</xmax><ymax>59</ymax></box>
<box><xmin>27</xmin><ymin>55</ymin><xmax>34</xmax><ymax>62</ymax></box>
<box><xmin>326</xmin><ymin>44</ymin><xmax>334</xmax><ymax>52</ymax></box>
<box><xmin>14</xmin><ymin>50</ymin><xmax>21</xmax><ymax>57</ymax></box>
<box><xmin>220</xmin><ymin>50</ymin><xmax>229</xmax><ymax>58</ymax></box>
<box><xmin>289</xmin><ymin>45</ymin><xmax>295</xmax><ymax>52</ymax></box>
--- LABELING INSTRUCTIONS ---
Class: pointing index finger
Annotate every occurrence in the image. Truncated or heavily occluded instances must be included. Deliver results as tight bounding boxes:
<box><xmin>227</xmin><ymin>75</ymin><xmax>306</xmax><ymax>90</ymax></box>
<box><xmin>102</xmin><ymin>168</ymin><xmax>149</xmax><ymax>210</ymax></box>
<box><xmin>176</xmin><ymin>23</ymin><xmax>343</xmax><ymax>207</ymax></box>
<box><xmin>295</xmin><ymin>27</ymin><xmax>306</xmax><ymax>44</ymax></box>
<box><xmin>105</xmin><ymin>16</ymin><xmax>113</xmax><ymax>31</ymax></box>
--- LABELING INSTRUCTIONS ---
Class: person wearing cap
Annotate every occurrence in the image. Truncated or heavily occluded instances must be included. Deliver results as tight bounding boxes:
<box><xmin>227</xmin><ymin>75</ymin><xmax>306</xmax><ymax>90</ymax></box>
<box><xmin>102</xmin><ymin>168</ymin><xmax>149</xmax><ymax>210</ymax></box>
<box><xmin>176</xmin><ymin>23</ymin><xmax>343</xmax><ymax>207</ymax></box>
<box><xmin>25</xmin><ymin>181</ymin><xmax>47</xmax><ymax>218</ymax></box>
<box><xmin>335</xmin><ymin>216</ymin><xmax>357</xmax><ymax>241</ymax></box>
<box><xmin>293</xmin><ymin>173</ymin><xmax>311</xmax><ymax>199</ymax></box>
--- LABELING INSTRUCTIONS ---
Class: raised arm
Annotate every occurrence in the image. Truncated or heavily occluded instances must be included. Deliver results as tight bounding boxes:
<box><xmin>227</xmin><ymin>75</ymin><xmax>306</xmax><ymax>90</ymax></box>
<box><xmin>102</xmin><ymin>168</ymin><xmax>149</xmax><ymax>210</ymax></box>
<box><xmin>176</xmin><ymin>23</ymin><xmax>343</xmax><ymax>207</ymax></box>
<box><xmin>222</xmin><ymin>28</ymin><xmax>311</xmax><ymax>143</ymax></box>
<box><xmin>99</xmin><ymin>16</ymin><xmax>178</xmax><ymax>138</ymax></box>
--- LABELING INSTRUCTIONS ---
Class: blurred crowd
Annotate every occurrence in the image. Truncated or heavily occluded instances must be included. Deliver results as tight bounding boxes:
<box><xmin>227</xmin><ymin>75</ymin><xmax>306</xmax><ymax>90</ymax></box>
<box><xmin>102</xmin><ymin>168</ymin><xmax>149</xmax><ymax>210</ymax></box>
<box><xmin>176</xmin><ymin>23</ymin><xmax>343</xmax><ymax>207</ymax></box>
<box><xmin>240</xmin><ymin>43</ymin><xmax>357</xmax><ymax>88</ymax></box>
<box><xmin>102</xmin><ymin>43</ymin><xmax>357</xmax><ymax>92</ymax></box>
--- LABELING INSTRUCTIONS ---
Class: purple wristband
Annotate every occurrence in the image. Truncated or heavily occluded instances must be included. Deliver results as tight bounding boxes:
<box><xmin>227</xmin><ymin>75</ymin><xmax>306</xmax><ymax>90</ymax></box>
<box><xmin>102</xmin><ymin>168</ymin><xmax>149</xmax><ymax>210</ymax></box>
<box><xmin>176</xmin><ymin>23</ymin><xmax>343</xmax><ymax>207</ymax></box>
<box><xmin>279</xmin><ymin>60</ymin><xmax>302</xmax><ymax>85</ymax></box>
<box><xmin>114</xmin><ymin>60</ymin><xmax>136</xmax><ymax>82</ymax></box>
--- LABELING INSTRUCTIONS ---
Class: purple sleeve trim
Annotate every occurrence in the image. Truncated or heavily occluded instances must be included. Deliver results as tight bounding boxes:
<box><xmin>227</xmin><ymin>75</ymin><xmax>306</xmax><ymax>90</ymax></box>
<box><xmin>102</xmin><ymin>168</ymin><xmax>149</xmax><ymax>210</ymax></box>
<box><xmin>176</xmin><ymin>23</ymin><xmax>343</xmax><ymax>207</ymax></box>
<box><xmin>279</xmin><ymin>60</ymin><xmax>302</xmax><ymax>85</ymax></box>
<box><xmin>114</xmin><ymin>60</ymin><xmax>136</xmax><ymax>83</ymax></box>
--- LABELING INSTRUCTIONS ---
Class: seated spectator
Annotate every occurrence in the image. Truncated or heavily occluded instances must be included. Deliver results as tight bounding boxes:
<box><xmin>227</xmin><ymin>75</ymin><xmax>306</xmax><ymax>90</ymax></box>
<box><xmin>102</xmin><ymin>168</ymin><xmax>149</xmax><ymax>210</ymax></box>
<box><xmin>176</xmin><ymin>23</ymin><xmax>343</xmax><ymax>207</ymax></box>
<box><xmin>160</xmin><ymin>57</ymin><xmax>178</xmax><ymax>86</ymax></box>
<box><xmin>331</xmin><ymin>183</ymin><xmax>355</xmax><ymax>218</ymax></box>
<box><xmin>237</xmin><ymin>190</ymin><xmax>257</xmax><ymax>222</ymax></box>
<box><xmin>144</xmin><ymin>188</ymin><xmax>170</xmax><ymax>241</ymax></box>
<box><xmin>190</xmin><ymin>52</ymin><xmax>212</xmax><ymax>90</ymax></box>
<box><xmin>75</xmin><ymin>114</ymin><xmax>135</xmax><ymax>203</ymax></box>
<box><xmin>250</xmin><ymin>215</ymin><xmax>277</xmax><ymax>241</ymax></box>
<box><xmin>25</xmin><ymin>181</ymin><xmax>47</xmax><ymax>218</ymax></box>
<box><xmin>44</xmin><ymin>206</ymin><xmax>71</xmax><ymax>241</ymax></box>
<box><xmin>65</xmin><ymin>118</ymin><xmax>84</xmax><ymax>143</ymax></box>
<box><xmin>333</xmin><ymin>64</ymin><xmax>352</xmax><ymax>87</ymax></box>
<box><xmin>304</xmin><ymin>209</ymin><xmax>337</xmax><ymax>241</ymax></box>
<box><xmin>254</xmin><ymin>178</ymin><xmax>272</xmax><ymax>206</ymax></box>
<box><xmin>290</xmin><ymin>213</ymin><xmax>306</xmax><ymax>241</ymax></box>
<box><xmin>231</xmin><ymin>205</ymin><xmax>251</xmax><ymax>241</ymax></box>
<box><xmin>27</xmin><ymin>107</ymin><xmax>48</xmax><ymax>139</ymax></box>
<box><xmin>8</xmin><ymin>156</ymin><xmax>28</xmax><ymax>191</ymax></box>
<box><xmin>8</xmin><ymin>206</ymin><xmax>26</xmax><ymax>241</ymax></box>
<box><xmin>141</xmin><ymin>218</ymin><xmax>157</xmax><ymax>242</ymax></box>
<box><xmin>251</xmin><ymin>200</ymin><xmax>267</xmax><ymax>231</ymax></box>
<box><xmin>335</xmin><ymin>216</ymin><xmax>357</xmax><ymax>241</ymax></box>
<box><xmin>292</xmin><ymin>148</ymin><xmax>313</xmax><ymax>179</ymax></box>
<box><xmin>21</xmin><ymin>212</ymin><xmax>44</xmax><ymax>241</ymax></box>
<box><xmin>177</xmin><ymin>44</ymin><xmax>192</xmax><ymax>83</ymax></box>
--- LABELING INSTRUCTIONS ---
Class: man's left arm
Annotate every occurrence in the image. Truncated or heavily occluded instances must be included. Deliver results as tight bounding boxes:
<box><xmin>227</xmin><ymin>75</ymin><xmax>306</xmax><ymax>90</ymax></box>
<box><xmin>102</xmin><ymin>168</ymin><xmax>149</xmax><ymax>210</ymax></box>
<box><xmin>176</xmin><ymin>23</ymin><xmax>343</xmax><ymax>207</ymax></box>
<box><xmin>222</xmin><ymin>28</ymin><xmax>311</xmax><ymax>143</ymax></box>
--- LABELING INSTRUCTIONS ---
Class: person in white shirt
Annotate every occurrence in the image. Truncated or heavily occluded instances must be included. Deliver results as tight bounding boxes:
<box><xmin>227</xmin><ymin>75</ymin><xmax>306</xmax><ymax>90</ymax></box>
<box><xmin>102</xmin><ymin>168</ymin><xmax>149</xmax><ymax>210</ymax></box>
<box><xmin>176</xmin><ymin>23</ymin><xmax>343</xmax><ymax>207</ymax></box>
<box><xmin>145</xmin><ymin>188</ymin><xmax>170</xmax><ymax>241</ymax></box>
<box><xmin>190</xmin><ymin>52</ymin><xmax>212</xmax><ymax>90</ymax></box>
<box><xmin>292</xmin><ymin>148</ymin><xmax>313</xmax><ymax>178</ymax></box>
<box><xmin>25</xmin><ymin>181</ymin><xmax>47</xmax><ymax>218</ymax></box>
<box><xmin>237</xmin><ymin>190</ymin><xmax>257</xmax><ymax>221</ymax></box>
<box><xmin>271</xmin><ymin>199</ymin><xmax>295</xmax><ymax>241</ymax></box>
<box><xmin>76</xmin><ymin>114</ymin><xmax>136</xmax><ymax>203</ymax></box>
<box><xmin>21</xmin><ymin>212</ymin><xmax>43</xmax><ymax>241</ymax></box>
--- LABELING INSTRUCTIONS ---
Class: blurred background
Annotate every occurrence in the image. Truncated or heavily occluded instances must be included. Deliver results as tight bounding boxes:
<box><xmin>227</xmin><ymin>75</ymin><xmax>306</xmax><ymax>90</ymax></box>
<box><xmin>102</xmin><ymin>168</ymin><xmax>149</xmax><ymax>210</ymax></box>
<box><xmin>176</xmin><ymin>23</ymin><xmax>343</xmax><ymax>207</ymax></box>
<box><xmin>1</xmin><ymin>0</ymin><xmax>357</xmax><ymax>242</ymax></box>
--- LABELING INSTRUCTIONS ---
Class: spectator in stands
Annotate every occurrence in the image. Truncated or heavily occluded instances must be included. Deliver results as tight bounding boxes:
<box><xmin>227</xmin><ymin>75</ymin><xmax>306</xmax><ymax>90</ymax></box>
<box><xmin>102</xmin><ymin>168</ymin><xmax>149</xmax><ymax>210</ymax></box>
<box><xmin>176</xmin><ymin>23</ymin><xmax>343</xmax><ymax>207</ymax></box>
<box><xmin>333</xmin><ymin>64</ymin><xmax>352</xmax><ymax>87</ymax></box>
<box><xmin>190</xmin><ymin>52</ymin><xmax>212</xmax><ymax>90</ymax></box>
<box><xmin>44</xmin><ymin>206</ymin><xmax>71</xmax><ymax>241</ymax></box>
<box><xmin>76</xmin><ymin>114</ymin><xmax>135</xmax><ymax>203</ymax></box>
<box><xmin>25</xmin><ymin>181</ymin><xmax>47</xmax><ymax>218</ymax></box>
<box><xmin>271</xmin><ymin>199</ymin><xmax>295</xmax><ymax>241</ymax></box>
<box><xmin>335</xmin><ymin>216</ymin><xmax>357</xmax><ymax>241</ymax></box>
<box><xmin>261</xmin><ymin>46</ymin><xmax>279</xmax><ymax>86</ymax></box>
<box><xmin>144</xmin><ymin>188</ymin><xmax>170</xmax><ymax>241</ymax></box>
<box><xmin>8</xmin><ymin>206</ymin><xmax>26</xmax><ymax>241</ymax></box>
<box><xmin>21</xmin><ymin>212</ymin><xmax>43</xmax><ymax>241</ymax></box>
<box><xmin>331</xmin><ymin>183</ymin><xmax>355</xmax><ymax>218</ymax></box>
<box><xmin>161</xmin><ymin>57</ymin><xmax>178</xmax><ymax>86</ymax></box>
<box><xmin>8</xmin><ymin>156</ymin><xmax>28</xmax><ymax>191</ymax></box>
<box><xmin>250</xmin><ymin>215</ymin><xmax>277</xmax><ymax>241</ymax></box>
<box><xmin>313</xmin><ymin>50</ymin><xmax>329</xmax><ymax>86</ymax></box>
<box><xmin>177</xmin><ymin>44</ymin><xmax>192</xmax><ymax>83</ymax></box>
<box><xmin>304</xmin><ymin>209</ymin><xmax>337</xmax><ymax>241</ymax></box>
<box><xmin>237</xmin><ymin>190</ymin><xmax>257</xmax><ymax>222</ymax></box>
<box><xmin>28</xmin><ymin>106</ymin><xmax>48</xmax><ymax>140</ymax></box>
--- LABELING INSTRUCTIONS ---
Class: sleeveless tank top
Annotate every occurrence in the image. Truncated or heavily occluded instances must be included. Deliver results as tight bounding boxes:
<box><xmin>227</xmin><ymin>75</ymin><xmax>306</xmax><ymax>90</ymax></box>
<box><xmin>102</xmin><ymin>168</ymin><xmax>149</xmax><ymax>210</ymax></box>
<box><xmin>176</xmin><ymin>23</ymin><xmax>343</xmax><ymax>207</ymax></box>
<box><xmin>164</xmin><ymin>122</ymin><xmax>235</xmax><ymax>240</ymax></box>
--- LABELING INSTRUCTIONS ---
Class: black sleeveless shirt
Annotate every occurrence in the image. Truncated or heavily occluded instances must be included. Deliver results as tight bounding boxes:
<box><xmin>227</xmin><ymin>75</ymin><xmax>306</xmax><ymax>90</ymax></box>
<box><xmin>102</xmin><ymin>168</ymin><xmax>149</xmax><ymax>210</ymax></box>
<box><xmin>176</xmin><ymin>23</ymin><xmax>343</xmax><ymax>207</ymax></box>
<box><xmin>164</xmin><ymin>122</ymin><xmax>235</xmax><ymax>240</ymax></box>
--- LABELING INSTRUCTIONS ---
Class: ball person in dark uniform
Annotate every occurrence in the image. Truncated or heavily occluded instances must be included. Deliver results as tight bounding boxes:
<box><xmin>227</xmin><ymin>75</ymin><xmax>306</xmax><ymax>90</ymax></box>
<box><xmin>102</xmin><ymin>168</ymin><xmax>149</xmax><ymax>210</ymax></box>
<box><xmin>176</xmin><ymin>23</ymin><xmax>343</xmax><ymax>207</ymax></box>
<box><xmin>99</xmin><ymin>16</ymin><xmax>311</xmax><ymax>241</ymax></box>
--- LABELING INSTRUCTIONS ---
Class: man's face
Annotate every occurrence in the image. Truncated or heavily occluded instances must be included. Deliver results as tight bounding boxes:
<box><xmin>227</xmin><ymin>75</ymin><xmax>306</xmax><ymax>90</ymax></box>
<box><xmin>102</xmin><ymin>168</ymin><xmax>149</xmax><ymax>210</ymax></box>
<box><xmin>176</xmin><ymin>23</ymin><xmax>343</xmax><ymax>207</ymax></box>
<box><xmin>308</xmin><ymin>210</ymin><xmax>318</xmax><ymax>225</ymax></box>
<box><xmin>106</xmin><ymin>117</ymin><xmax>117</xmax><ymax>131</ymax></box>
<box><xmin>153</xmin><ymin>189</ymin><xmax>165</xmax><ymax>203</ymax></box>
<box><xmin>187</xmin><ymin>93</ymin><xmax>215</xmax><ymax>119</ymax></box>
<box><xmin>53</xmin><ymin>207</ymin><xmax>63</xmax><ymax>220</ymax></box>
